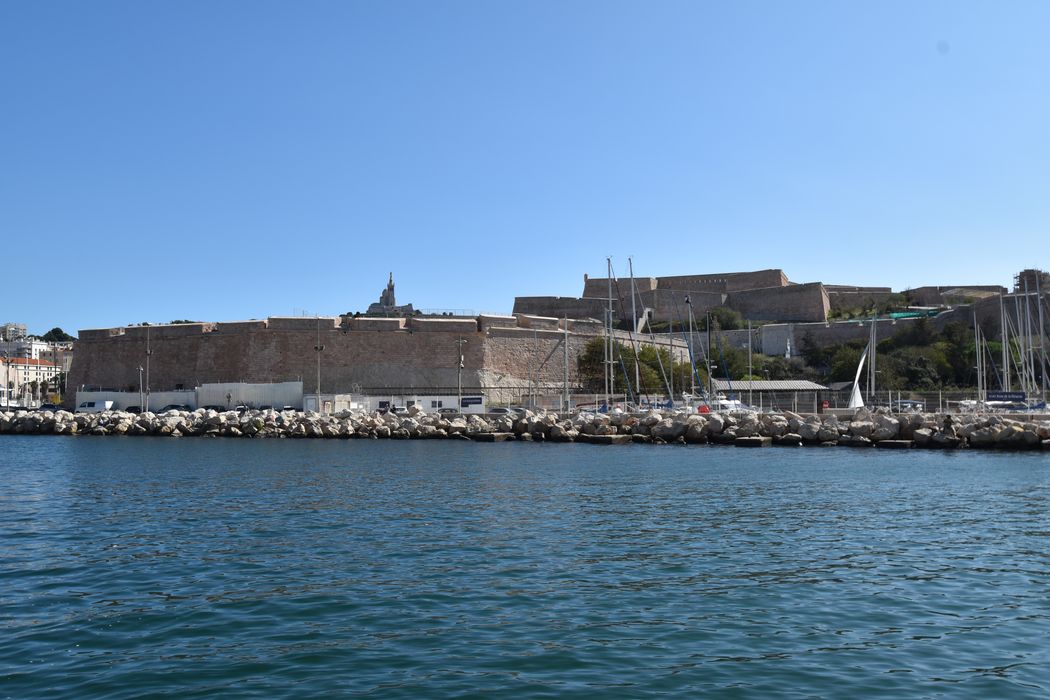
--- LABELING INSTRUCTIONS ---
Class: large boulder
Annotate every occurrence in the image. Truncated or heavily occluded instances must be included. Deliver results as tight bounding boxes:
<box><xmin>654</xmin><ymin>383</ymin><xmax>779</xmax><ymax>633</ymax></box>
<box><xmin>967</xmin><ymin>426</ymin><xmax>997</xmax><ymax>447</ymax></box>
<box><xmin>735</xmin><ymin>412</ymin><xmax>760</xmax><ymax>437</ymax></box>
<box><xmin>930</xmin><ymin>431</ymin><xmax>961</xmax><ymax>449</ymax></box>
<box><xmin>898</xmin><ymin>412</ymin><xmax>924</xmax><ymax>440</ymax></box>
<box><xmin>816</xmin><ymin>424</ymin><xmax>839</xmax><ymax>442</ymax></box>
<box><xmin>763</xmin><ymin>416</ymin><xmax>789</xmax><ymax>437</ymax></box>
<box><xmin>871</xmin><ymin>415</ymin><xmax>900</xmax><ymax>441</ymax></box>
<box><xmin>798</xmin><ymin>421</ymin><xmax>821</xmax><ymax>442</ymax></box>
<box><xmin>549</xmin><ymin>424</ymin><xmax>578</xmax><ymax>442</ymax></box>
<box><xmin>651</xmin><ymin>419</ymin><xmax>686</xmax><ymax>441</ymax></box>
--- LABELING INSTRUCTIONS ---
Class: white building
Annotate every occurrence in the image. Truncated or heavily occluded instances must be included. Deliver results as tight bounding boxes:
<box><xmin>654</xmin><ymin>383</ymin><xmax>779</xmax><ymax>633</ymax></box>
<box><xmin>1</xmin><ymin>356</ymin><xmax>59</xmax><ymax>407</ymax></box>
<box><xmin>0</xmin><ymin>337</ymin><xmax>59</xmax><ymax>360</ymax></box>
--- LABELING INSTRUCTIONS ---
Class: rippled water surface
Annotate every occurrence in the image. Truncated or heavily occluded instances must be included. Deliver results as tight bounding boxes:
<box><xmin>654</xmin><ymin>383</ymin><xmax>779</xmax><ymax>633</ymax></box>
<box><xmin>2</xmin><ymin>437</ymin><xmax>1049</xmax><ymax>698</ymax></box>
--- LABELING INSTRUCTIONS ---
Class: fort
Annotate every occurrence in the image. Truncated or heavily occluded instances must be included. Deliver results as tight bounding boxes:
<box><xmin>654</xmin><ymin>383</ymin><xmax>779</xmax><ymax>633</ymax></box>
<box><xmin>67</xmin><ymin>268</ymin><xmax>1044</xmax><ymax>407</ymax></box>
<box><xmin>513</xmin><ymin>268</ymin><xmax>1012</xmax><ymax>326</ymax></box>
<box><xmin>515</xmin><ymin>268</ymin><xmax>832</xmax><ymax>324</ymax></box>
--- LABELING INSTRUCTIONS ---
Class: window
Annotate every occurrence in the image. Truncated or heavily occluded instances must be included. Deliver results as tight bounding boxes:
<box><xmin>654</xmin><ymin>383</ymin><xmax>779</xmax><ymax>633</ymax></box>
<box><xmin>431</xmin><ymin>400</ymin><xmax>443</xmax><ymax>408</ymax></box>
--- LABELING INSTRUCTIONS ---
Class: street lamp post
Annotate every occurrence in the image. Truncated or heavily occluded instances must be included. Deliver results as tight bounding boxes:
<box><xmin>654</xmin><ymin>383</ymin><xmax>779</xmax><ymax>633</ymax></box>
<box><xmin>314</xmin><ymin>317</ymin><xmax>325</xmax><ymax>414</ymax></box>
<box><xmin>25</xmin><ymin>349</ymin><xmax>34</xmax><ymax>408</ymax></box>
<box><xmin>1</xmin><ymin>352</ymin><xmax>7</xmax><ymax>408</ymax></box>
<box><xmin>138</xmin><ymin>365</ymin><xmax>144</xmax><ymax>409</ymax></box>
<box><xmin>145</xmin><ymin>325</ymin><xmax>152</xmax><ymax>413</ymax></box>
<box><xmin>455</xmin><ymin>338</ymin><xmax>467</xmax><ymax>412</ymax></box>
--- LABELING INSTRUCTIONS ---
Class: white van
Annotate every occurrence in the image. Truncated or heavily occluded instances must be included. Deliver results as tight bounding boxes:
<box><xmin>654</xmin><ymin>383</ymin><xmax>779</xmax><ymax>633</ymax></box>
<box><xmin>76</xmin><ymin>400</ymin><xmax>114</xmax><ymax>413</ymax></box>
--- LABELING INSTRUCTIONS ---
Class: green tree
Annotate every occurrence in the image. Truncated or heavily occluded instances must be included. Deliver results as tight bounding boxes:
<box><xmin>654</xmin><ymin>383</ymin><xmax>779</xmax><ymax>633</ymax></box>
<box><xmin>577</xmin><ymin>337</ymin><xmax>703</xmax><ymax>398</ymax></box>
<box><xmin>829</xmin><ymin>344</ymin><xmax>865</xmax><ymax>383</ymax></box>
<box><xmin>42</xmin><ymin>327</ymin><xmax>75</xmax><ymax>342</ymax></box>
<box><xmin>699</xmin><ymin>307</ymin><xmax>745</xmax><ymax>331</ymax></box>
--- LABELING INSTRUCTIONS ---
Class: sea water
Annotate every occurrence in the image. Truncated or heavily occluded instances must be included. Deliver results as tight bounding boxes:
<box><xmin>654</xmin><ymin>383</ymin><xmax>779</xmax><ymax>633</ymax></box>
<box><xmin>1</xmin><ymin>437</ymin><xmax>1048</xmax><ymax>698</ymax></box>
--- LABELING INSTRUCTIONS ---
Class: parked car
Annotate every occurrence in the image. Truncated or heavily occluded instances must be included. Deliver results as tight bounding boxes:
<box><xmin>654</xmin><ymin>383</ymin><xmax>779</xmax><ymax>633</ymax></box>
<box><xmin>391</xmin><ymin>406</ymin><xmax>410</xmax><ymax>416</ymax></box>
<box><xmin>259</xmin><ymin>405</ymin><xmax>274</xmax><ymax>411</ymax></box>
<box><xmin>158</xmin><ymin>404</ymin><xmax>193</xmax><ymax>413</ymax></box>
<box><xmin>76</xmin><ymin>400</ymin><xmax>114</xmax><ymax>413</ymax></box>
<box><xmin>201</xmin><ymin>405</ymin><xmax>226</xmax><ymax>412</ymax></box>
<box><xmin>437</xmin><ymin>407</ymin><xmax>460</xmax><ymax>415</ymax></box>
<box><xmin>36</xmin><ymin>403</ymin><xmax>61</xmax><ymax>412</ymax></box>
<box><xmin>490</xmin><ymin>406</ymin><xmax>526</xmax><ymax>416</ymax></box>
<box><xmin>124</xmin><ymin>405</ymin><xmax>142</xmax><ymax>414</ymax></box>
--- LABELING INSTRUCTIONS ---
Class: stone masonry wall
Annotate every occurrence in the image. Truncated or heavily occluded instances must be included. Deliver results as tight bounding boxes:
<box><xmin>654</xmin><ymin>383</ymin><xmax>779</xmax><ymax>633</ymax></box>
<box><xmin>67</xmin><ymin>316</ymin><xmax>687</xmax><ymax>406</ymax></box>
<box><xmin>727</xmin><ymin>283</ymin><xmax>830</xmax><ymax>323</ymax></box>
<box><xmin>582</xmin><ymin>269</ymin><xmax>788</xmax><ymax>298</ymax></box>
<box><xmin>826</xmin><ymin>289</ymin><xmax>899</xmax><ymax>313</ymax></box>
<box><xmin>906</xmin><ymin>285</ymin><xmax>1007</xmax><ymax>307</ymax></box>
<box><xmin>656</xmin><ymin>269</ymin><xmax>788</xmax><ymax>293</ymax></box>
<box><xmin>513</xmin><ymin>296</ymin><xmax>610</xmax><ymax>320</ymax></box>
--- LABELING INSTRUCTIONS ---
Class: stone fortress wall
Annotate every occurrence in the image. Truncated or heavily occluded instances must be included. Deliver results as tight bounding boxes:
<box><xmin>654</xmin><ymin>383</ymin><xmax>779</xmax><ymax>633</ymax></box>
<box><xmin>517</xmin><ymin>268</ymin><xmax>828</xmax><ymax>324</ymax></box>
<box><xmin>68</xmin><ymin>313</ymin><xmax>686</xmax><ymax>406</ymax></box>
<box><xmin>515</xmin><ymin>268</ymin><xmax>1016</xmax><ymax>327</ymax></box>
<box><xmin>69</xmin><ymin>269</ymin><xmax>1036</xmax><ymax>407</ymax></box>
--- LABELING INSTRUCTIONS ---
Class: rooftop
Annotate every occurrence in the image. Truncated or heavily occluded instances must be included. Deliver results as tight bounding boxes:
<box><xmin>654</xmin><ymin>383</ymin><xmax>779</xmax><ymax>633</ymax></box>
<box><xmin>713</xmin><ymin>379</ymin><xmax>827</xmax><ymax>391</ymax></box>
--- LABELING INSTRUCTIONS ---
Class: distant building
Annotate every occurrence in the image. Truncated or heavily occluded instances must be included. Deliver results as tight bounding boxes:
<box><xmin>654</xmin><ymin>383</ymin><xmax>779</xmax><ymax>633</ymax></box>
<box><xmin>1</xmin><ymin>322</ymin><xmax>27</xmax><ymax>341</ymax></box>
<box><xmin>1</xmin><ymin>356</ymin><xmax>59</xmax><ymax>406</ymax></box>
<box><xmin>0</xmin><ymin>337</ymin><xmax>67</xmax><ymax>361</ymax></box>
<box><xmin>1014</xmin><ymin>269</ymin><xmax>1050</xmax><ymax>293</ymax></box>
<box><xmin>366</xmin><ymin>273</ymin><xmax>415</xmax><ymax>316</ymax></box>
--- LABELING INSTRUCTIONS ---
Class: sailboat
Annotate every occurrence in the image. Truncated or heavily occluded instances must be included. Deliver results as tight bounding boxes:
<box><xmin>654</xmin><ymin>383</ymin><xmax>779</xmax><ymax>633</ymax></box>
<box><xmin>847</xmin><ymin>344</ymin><xmax>870</xmax><ymax>409</ymax></box>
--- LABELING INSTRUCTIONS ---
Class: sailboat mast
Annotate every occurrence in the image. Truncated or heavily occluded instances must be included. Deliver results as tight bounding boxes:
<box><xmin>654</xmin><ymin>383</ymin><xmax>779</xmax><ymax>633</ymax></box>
<box><xmin>629</xmin><ymin>257</ymin><xmax>640</xmax><ymax>395</ymax></box>
<box><xmin>687</xmin><ymin>297</ymin><xmax>695</xmax><ymax>395</ymax></box>
<box><xmin>973</xmin><ymin>310</ymin><xmax>982</xmax><ymax>403</ymax></box>
<box><xmin>747</xmin><ymin>320</ymin><xmax>753</xmax><ymax>407</ymax></box>
<box><xmin>668</xmin><ymin>316</ymin><xmax>674</xmax><ymax>403</ymax></box>
<box><xmin>706</xmin><ymin>312</ymin><xmax>713</xmax><ymax>397</ymax></box>
<box><xmin>1000</xmin><ymin>294</ymin><xmax>1010</xmax><ymax>391</ymax></box>
<box><xmin>867</xmin><ymin>313</ymin><xmax>877</xmax><ymax>402</ymax></box>
<box><xmin>1038</xmin><ymin>274</ymin><xmax>1047</xmax><ymax>402</ymax></box>
<box><xmin>606</xmin><ymin>257</ymin><xmax>613</xmax><ymax>408</ymax></box>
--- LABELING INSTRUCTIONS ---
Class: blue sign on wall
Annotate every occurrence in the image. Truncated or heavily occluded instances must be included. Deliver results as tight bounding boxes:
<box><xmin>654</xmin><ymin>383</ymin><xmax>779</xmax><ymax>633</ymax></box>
<box><xmin>461</xmin><ymin>396</ymin><xmax>483</xmax><ymax>406</ymax></box>
<box><xmin>986</xmin><ymin>391</ymin><xmax>1026</xmax><ymax>402</ymax></box>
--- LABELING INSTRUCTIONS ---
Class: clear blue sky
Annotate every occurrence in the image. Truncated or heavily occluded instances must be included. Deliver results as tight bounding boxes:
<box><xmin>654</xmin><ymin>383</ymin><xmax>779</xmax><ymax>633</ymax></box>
<box><xmin>3</xmin><ymin>1</ymin><xmax>1048</xmax><ymax>336</ymax></box>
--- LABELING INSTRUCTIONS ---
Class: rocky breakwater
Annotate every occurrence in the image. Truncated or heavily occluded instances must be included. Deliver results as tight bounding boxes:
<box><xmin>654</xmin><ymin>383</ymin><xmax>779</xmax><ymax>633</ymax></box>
<box><xmin>1</xmin><ymin>406</ymin><xmax>1049</xmax><ymax>451</ymax></box>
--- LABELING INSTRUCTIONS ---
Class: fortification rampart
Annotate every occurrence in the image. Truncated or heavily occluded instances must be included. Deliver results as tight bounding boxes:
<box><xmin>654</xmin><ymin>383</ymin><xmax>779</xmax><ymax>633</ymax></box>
<box><xmin>826</xmin><ymin>289</ymin><xmax>899</xmax><ymax>313</ymax></box>
<box><xmin>755</xmin><ymin>299</ymin><xmax>1003</xmax><ymax>357</ymax></box>
<box><xmin>906</xmin><ymin>285</ymin><xmax>1007</xmax><ymax>307</ymax></box>
<box><xmin>520</xmin><ymin>268</ymin><xmax>826</xmax><ymax>325</ymax></box>
<box><xmin>582</xmin><ymin>268</ymin><xmax>788</xmax><ymax>299</ymax></box>
<box><xmin>513</xmin><ymin>296</ymin><xmax>609</xmax><ymax>320</ymax></box>
<box><xmin>67</xmin><ymin>314</ymin><xmax>686</xmax><ymax>407</ymax></box>
<box><xmin>727</xmin><ymin>283</ymin><xmax>829</xmax><ymax>323</ymax></box>
<box><xmin>582</xmin><ymin>275</ymin><xmax>658</xmax><ymax>298</ymax></box>
<box><xmin>657</xmin><ymin>269</ymin><xmax>788</xmax><ymax>293</ymax></box>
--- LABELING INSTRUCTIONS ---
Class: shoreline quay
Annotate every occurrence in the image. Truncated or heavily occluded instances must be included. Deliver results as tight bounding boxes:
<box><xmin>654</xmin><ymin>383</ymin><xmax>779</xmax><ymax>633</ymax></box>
<box><xmin>2</xmin><ymin>407</ymin><xmax>1050</xmax><ymax>451</ymax></box>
